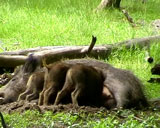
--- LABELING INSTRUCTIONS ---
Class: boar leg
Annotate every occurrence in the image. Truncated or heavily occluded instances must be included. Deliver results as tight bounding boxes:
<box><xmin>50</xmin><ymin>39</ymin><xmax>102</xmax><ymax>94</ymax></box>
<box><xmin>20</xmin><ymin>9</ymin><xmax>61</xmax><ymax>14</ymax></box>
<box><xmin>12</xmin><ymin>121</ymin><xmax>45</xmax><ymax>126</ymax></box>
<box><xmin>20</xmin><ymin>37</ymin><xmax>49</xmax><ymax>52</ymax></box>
<box><xmin>18</xmin><ymin>89</ymin><xmax>32</xmax><ymax>101</ymax></box>
<box><xmin>54</xmin><ymin>83</ymin><xmax>72</xmax><ymax>105</ymax></box>
<box><xmin>26</xmin><ymin>92</ymin><xmax>39</xmax><ymax>101</ymax></box>
<box><xmin>43</xmin><ymin>86</ymin><xmax>55</xmax><ymax>105</ymax></box>
<box><xmin>38</xmin><ymin>90</ymin><xmax>45</xmax><ymax>105</ymax></box>
<box><xmin>71</xmin><ymin>86</ymin><xmax>83</xmax><ymax>106</ymax></box>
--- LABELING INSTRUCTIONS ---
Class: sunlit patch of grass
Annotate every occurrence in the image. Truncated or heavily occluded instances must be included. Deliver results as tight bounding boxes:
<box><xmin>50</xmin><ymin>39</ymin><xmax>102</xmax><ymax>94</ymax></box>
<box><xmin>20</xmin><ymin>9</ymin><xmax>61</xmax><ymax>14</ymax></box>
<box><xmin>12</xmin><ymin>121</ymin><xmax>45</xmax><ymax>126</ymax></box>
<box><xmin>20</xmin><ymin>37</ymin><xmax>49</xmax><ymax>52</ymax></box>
<box><xmin>107</xmin><ymin>44</ymin><xmax>160</xmax><ymax>98</ymax></box>
<box><xmin>0</xmin><ymin>0</ymin><xmax>159</xmax><ymax>51</ymax></box>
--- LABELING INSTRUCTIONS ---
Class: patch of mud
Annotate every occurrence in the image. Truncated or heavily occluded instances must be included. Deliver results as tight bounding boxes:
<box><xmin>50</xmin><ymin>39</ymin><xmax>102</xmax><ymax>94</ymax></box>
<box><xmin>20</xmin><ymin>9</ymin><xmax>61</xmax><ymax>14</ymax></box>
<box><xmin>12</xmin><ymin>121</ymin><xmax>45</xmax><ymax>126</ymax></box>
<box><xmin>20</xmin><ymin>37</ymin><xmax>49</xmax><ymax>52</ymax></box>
<box><xmin>0</xmin><ymin>100</ymin><xmax>107</xmax><ymax>114</ymax></box>
<box><xmin>0</xmin><ymin>99</ymin><xmax>160</xmax><ymax>114</ymax></box>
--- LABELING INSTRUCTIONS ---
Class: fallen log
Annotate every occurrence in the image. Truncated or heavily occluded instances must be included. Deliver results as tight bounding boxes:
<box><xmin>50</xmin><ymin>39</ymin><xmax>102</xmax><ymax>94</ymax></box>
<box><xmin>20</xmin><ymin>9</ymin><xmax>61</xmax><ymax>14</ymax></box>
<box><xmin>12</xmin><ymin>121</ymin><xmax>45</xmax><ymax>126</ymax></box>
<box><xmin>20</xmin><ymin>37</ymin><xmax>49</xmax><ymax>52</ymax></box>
<box><xmin>0</xmin><ymin>46</ymin><xmax>109</xmax><ymax>67</ymax></box>
<box><xmin>34</xmin><ymin>46</ymin><xmax>110</xmax><ymax>64</ymax></box>
<box><xmin>113</xmin><ymin>35</ymin><xmax>160</xmax><ymax>49</ymax></box>
<box><xmin>1</xmin><ymin>35</ymin><xmax>160</xmax><ymax>56</ymax></box>
<box><xmin>0</xmin><ymin>46</ymin><xmax>66</xmax><ymax>56</ymax></box>
<box><xmin>0</xmin><ymin>35</ymin><xmax>160</xmax><ymax>67</ymax></box>
<box><xmin>0</xmin><ymin>55</ymin><xmax>27</xmax><ymax>67</ymax></box>
<box><xmin>0</xmin><ymin>36</ymin><xmax>97</xmax><ymax>56</ymax></box>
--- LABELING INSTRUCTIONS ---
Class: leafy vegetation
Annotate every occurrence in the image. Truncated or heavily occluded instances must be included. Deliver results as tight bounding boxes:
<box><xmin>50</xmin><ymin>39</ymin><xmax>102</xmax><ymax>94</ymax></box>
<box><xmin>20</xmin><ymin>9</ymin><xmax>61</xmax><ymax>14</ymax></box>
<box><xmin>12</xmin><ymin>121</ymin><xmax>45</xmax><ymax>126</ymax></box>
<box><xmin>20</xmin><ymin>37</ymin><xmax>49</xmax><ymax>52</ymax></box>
<box><xmin>1</xmin><ymin>109</ymin><xmax>160</xmax><ymax>128</ymax></box>
<box><xmin>0</xmin><ymin>0</ymin><xmax>160</xmax><ymax>127</ymax></box>
<box><xmin>0</xmin><ymin>0</ymin><xmax>160</xmax><ymax>50</ymax></box>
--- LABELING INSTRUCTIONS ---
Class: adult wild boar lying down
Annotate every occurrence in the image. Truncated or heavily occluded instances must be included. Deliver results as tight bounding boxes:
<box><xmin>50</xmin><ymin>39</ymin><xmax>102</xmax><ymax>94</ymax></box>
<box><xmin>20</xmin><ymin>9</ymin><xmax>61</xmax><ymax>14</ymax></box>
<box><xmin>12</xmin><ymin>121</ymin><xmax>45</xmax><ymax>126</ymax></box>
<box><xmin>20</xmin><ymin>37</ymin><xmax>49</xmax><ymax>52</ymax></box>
<box><xmin>0</xmin><ymin>55</ymin><xmax>148</xmax><ymax>109</ymax></box>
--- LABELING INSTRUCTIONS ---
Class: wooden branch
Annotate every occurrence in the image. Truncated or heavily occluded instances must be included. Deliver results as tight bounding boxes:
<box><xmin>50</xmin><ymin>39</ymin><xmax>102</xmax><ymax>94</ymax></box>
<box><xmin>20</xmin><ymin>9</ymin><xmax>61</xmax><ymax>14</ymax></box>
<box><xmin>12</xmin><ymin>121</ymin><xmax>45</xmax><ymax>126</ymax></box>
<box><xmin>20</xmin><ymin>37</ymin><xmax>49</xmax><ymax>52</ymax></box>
<box><xmin>95</xmin><ymin>0</ymin><xmax>110</xmax><ymax>11</ymax></box>
<box><xmin>0</xmin><ymin>36</ymin><xmax>96</xmax><ymax>56</ymax></box>
<box><xmin>95</xmin><ymin>0</ymin><xmax>121</xmax><ymax>11</ymax></box>
<box><xmin>121</xmin><ymin>9</ymin><xmax>136</xmax><ymax>27</ymax></box>
<box><xmin>0</xmin><ymin>35</ymin><xmax>159</xmax><ymax>56</ymax></box>
<box><xmin>112</xmin><ymin>35</ymin><xmax>160</xmax><ymax>49</ymax></box>
<box><xmin>34</xmin><ymin>46</ymin><xmax>109</xmax><ymax>64</ymax></box>
<box><xmin>87</xmin><ymin>36</ymin><xmax>97</xmax><ymax>54</ymax></box>
<box><xmin>0</xmin><ymin>55</ymin><xmax>27</xmax><ymax>67</ymax></box>
<box><xmin>0</xmin><ymin>112</ymin><xmax>7</xmax><ymax>128</ymax></box>
<box><xmin>0</xmin><ymin>35</ymin><xmax>160</xmax><ymax>68</ymax></box>
<box><xmin>0</xmin><ymin>46</ymin><xmax>66</xmax><ymax>56</ymax></box>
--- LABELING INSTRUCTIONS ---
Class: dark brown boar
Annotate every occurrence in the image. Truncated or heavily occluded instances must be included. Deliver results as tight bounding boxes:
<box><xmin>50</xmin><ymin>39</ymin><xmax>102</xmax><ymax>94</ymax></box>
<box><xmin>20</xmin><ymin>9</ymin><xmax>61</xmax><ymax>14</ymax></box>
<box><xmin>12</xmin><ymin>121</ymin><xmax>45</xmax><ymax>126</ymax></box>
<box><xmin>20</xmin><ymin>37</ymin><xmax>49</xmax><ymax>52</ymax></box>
<box><xmin>64</xmin><ymin>58</ymin><xmax>148</xmax><ymax>109</ymax></box>
<box><xmin>38</xmin><ymin>62</ymin><xmax>71</xmax><ymax>105</ymax></box>
<box><xmin>54</xmin><ymin>64</ymin><xmax>104</xmax><ymax>107</ymax></box>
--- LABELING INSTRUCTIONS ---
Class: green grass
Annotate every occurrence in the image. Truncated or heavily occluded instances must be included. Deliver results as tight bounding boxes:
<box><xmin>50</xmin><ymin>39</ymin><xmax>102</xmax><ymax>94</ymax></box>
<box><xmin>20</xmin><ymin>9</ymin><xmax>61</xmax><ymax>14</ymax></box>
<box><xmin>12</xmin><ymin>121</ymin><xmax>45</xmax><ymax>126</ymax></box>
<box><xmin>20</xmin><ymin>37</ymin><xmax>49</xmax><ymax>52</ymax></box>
<box><xmin>0</xmin><ymin>0</ymin><xmax>160</xmax><ymax>51</ymax></box>
<box><xmin>1</xmin><ymin>109</ymin><xmax>160</xmax><ymax>128</ymax></box>
<box><xmin>108</xmin><ymin>44</ymin><xmax>160</xmax><ymax>99</ymax></box>
<box><xmin>0</xmin><ymin>0</ymin><xmax>160</xmax><ymax>127</ymax></box>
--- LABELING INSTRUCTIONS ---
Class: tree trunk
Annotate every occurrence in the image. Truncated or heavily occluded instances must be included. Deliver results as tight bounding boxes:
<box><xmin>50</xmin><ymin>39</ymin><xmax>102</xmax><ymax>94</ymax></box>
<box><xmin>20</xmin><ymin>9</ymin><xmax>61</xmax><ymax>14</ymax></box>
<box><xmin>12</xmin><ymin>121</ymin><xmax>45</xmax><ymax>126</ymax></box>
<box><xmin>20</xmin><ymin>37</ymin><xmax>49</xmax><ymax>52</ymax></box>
<box><xmin>95</xmin><ymin>0</ymin><xmax>147</xmax><ymax>11</ymax></box>
<box><xmin>114</xmin><ymin>0</ymin><xmax>121</xmax><ymax>8</ymax></box>
<box><xmin>96</xmin><ymin>0</ymin><xmax>121</xmax><ymax>11</ymax></box>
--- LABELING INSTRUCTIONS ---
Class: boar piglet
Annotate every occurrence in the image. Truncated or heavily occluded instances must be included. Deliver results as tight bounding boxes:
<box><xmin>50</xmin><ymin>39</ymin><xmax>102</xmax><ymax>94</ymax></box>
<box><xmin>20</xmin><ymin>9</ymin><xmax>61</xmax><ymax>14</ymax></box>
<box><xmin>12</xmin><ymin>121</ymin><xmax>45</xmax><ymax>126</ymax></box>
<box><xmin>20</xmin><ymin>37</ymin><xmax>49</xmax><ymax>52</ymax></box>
<box><xmin>54</xmin><ymin>64</ymin><xmax>104</xmax><ymax>107</ymax></box>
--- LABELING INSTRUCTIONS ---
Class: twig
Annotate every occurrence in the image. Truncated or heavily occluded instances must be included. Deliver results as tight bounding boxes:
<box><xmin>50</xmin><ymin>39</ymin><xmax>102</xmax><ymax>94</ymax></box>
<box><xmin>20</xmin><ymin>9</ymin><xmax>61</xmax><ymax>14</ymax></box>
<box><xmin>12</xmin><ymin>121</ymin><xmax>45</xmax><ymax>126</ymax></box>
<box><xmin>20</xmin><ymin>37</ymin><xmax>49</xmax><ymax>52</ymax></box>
<box><xmin>87</xmin><ymin>36</ymin><xmax>97</xmax><ymax>54</ymax></box>
<box><xmin>133</xmin><ymin>116</ymin><xmax>143</xmax><ymax>122</ymax></box>
<box><xmin>121</xmin><ymin>9</ymin><xmax>136</xmax><ymax>27</ymax></box>
<box><xmin>0</xmin><ymin>112</ymin><xmax>7</xmax><ymax>128</ymax></box>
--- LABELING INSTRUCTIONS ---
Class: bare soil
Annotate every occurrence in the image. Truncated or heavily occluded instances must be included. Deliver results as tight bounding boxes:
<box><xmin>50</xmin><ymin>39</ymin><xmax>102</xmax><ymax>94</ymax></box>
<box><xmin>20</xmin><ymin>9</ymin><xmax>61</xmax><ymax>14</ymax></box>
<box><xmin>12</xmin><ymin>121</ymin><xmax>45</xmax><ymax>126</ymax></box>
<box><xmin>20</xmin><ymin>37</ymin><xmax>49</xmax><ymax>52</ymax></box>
<box><xmin>0</xmin><ymin>99</ymin><xmax>160</xmax><ymax>115</ymax></box>
<box><xmin>0</xmin><ymin>100</ymin><xmax>107</xmax><ymax>114</ymax></box>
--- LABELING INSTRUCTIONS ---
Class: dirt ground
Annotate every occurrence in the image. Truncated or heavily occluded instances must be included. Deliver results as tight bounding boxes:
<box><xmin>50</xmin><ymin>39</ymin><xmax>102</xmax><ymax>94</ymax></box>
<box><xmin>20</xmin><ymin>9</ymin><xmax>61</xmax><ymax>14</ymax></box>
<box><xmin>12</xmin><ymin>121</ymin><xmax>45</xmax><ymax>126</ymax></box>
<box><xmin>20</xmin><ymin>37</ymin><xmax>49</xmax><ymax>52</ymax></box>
<box><xmin>0</xmin><ymin>99</ymin><xmax>160</xmax><ymax>115</ymax></box>
<box><xmin>0</xmin><ymin>100</ymin><xmax>108</xmax><ymax>114</ymax></box>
